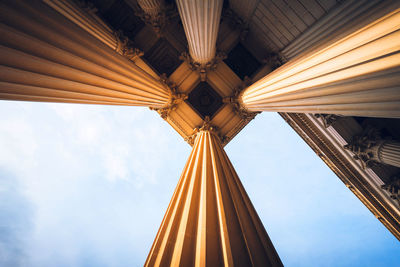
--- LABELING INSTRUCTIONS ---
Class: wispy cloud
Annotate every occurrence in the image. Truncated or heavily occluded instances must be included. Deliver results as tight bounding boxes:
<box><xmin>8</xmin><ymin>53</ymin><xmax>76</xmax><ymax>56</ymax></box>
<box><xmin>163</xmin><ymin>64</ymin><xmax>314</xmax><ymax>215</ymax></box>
<box><xmin>0</xmin><ymin>102</ymin><xmax>399</xmax><ymax>266</ymax></box>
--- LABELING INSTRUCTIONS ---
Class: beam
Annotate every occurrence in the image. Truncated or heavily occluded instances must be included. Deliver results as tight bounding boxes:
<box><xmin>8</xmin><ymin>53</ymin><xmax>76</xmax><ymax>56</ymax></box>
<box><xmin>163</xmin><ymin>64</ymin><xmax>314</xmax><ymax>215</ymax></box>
<box><xmin>145</xmin><ymin>129</ymin><xmax>282</xmax><ymax>266</ymax></box>
<box><xmin>0</xmin><ymin>0</ymin><xmax>170</xmax><ymax>108</ymax></box>
<box><xmin>240</xmin><ymin>2</ymin><xmax>400</xmax><ymax>118</ymax></box>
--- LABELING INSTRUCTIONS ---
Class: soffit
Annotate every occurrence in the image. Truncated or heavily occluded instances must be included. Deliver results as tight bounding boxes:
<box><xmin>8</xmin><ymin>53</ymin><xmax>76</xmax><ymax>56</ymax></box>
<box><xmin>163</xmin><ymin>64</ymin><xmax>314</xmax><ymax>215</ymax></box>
<box><xmin>90</xmin><ymin>0</ymin><xmax>265</xmax><ymax>146</ymax></box>
<box><xmin>229</xmin><ymin>0</ymin><xmax>339</xmax><ymax>52</ymax></box>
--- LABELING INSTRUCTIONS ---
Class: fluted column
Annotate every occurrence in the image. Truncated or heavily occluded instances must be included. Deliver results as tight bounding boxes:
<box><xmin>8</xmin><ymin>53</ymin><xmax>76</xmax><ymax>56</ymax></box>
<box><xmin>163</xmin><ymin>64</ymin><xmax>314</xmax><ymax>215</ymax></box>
<box><xmin>373</xmin><ymin>141</ymin><xmax>400</xmax><ymax>168</ymax></box>
<box><xmin>176</xmin><ymin>0</ymin><xmax>223</xmax><ymax>65</ymax></box>
<box><xmin>137</xmin><ymin>0</ymin><xmax>163</xmax><ymax>16</ymax></box>
<box><xmin>43</xmin><ymin>0</ymin><xmax>118</xmax><ymax>51</ymax></box>
<box><xmin>0</xmin><ymin>0</ymin><xmax>170</xmax><ymax>107</ymax></box>
<box><xmin>145</xmin><ymin>130</ymin><xmax>282</xmax><ymax>266</ymax></box>
<box><xmin>240</xmin><ymin>3</ymin><xmax>400</xmax><ymax>118</ymax></box>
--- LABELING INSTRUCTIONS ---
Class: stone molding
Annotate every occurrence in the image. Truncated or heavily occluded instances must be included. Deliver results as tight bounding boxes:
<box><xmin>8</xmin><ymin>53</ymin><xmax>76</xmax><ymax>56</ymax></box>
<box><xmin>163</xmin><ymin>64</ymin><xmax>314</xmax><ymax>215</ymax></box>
<box><xmin>150</xmin><ymin>74</ymin><xmax>188</xmax><ymax>119</ymax></box>
<box><xmin>180</xmin><ymin>51</ymin><xmax>227</xmax><ymax>81</ymax></box>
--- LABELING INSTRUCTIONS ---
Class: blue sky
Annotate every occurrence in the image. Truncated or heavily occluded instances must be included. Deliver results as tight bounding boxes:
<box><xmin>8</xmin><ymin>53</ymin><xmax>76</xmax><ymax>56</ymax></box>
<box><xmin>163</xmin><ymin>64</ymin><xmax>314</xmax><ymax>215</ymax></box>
<box><xmin>0</xmin><ymin>101</ymin><xmax>399</xmax><ymax>266</ymax></box>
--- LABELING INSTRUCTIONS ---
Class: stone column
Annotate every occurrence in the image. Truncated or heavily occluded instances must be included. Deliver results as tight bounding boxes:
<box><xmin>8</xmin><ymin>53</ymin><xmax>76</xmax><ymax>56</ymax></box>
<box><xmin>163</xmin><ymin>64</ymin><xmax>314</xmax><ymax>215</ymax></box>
<box><xmin>145</xmin><ymin>129</ymin><xmax>282</xmax><ymax>266</ymax></box>
<box><xmin>240</xmin><ymin>3</ymin><xmax>400</xmax><ymax>118</ymax></box>
<box><xmin>0</xmin><ymin>0</ymin><xmax>170</xmax><ymax>107</ymax></box>
<box><xmin>176</xmin><ymin>0</ymin><xmax>223</xmax><ymax>65</ymax></box>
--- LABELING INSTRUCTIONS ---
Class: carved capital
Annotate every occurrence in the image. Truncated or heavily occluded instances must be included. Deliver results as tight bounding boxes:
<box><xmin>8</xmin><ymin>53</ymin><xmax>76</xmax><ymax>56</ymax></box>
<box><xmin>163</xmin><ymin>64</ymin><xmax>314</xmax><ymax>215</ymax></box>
<box><xmin>150</xmin><ymin>74</ymin><xmax>187</xmax><ymax>119</ymax></box>
<box><xmin>221</xmin><ymin>8</ymin><xmax>249</xmax><ymax>41</ymax></box>
<box><xmin>114</xmin><ymin>31</ymin><xmax>144</xmax><ymax>60</ymax></box>
<box><xmin>344</xmin><ymin>126</ymin><xmax>382</xmax><ymax>168</ymax></box>
<box><xmin>180</xmin><ymin>52</ymin><xmax>227</xmax><ymax>81</ymax></box>
<box><xmin>185</xmin><ymin>117</ymin><xmax>226</xmax><ymax>145</ymax></box>
<box><xmin>261</xmin><ymin>52</ymin><xmax>284</xmax><ymax>70</ymax></box>
<box><xmin>381</xmin><ymin>175</ymin><xmax>400</xmax><ymax>205</ymax></box>
<box><xmin>223</xmin><ymin>81</ymin><xmax>259</xmax><ymax>122</ymax></box>
<box><xmin>314</xmin><ymin>114</ymin><xmax>343</xmax><ymax>128</ymax></box>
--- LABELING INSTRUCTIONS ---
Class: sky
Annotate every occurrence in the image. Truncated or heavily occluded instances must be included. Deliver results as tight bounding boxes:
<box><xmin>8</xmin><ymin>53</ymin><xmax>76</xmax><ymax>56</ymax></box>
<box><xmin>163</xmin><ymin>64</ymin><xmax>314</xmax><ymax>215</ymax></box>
<box><xmin>0</xmin><ymin>100</ymin><xmax>399</xmax><ymax>267</ymax></box>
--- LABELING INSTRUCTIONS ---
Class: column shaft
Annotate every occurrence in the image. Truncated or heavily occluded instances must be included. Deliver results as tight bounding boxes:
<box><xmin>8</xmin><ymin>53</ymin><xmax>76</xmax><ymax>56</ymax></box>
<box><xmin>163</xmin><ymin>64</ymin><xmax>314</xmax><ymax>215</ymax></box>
<box><xmin>176</xmin><ymin>0</ymin><xmax>223</xmax><ymax>64</ymax></box>
<box><xmin>145</xmin><ymin>130</ymin><xmax>282</xmax><ymax>266</ymax></box>
<box><xmin>137</xmin><ymin>0</ymin><xmax>163</xmax><ymax>16</ymax></box>
<box><xmin>241</xmin><ymin>3</ymin><xmax>400</xmax><ymax>118</ymax></box>
<box><xmin>43</xmin><ymin>0</ymin><xmax>117</xmax><ymax>50</ymax></box>
<box><xmin>0</xmin><ymin>0</ymin><xmax>170</xmax><ymax>107</ymax></box>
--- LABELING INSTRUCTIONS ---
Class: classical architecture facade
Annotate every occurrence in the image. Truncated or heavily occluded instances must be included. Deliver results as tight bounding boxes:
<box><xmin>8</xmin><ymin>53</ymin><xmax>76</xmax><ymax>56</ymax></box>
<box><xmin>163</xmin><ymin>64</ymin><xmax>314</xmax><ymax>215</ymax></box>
<box><xmin>1</xmin><ymin>0</ymin><xmax>399</xmax><ymax>265</ymax></box>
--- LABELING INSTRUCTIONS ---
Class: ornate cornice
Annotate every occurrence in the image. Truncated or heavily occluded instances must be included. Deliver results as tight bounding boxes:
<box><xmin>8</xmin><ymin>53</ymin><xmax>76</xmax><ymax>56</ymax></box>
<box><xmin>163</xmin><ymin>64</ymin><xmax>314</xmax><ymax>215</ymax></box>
<box><xmin>180</xmin><ymin>51</ymin><xmax>227</xmax><ymax>81</ymax></box>
<box><xmin>382</xmin><ymin>175</ymin><xmax>400</xmax><ymax>206</ymax></box>
<box><xmin>150</xmin><ymin>74</ymin><xmax>187</xmax><ymax>119</ymax></box>
<box><xmin>134</xmin><ymin>1</ymin><xmax>178</xmax><ymax>36</ymax></box>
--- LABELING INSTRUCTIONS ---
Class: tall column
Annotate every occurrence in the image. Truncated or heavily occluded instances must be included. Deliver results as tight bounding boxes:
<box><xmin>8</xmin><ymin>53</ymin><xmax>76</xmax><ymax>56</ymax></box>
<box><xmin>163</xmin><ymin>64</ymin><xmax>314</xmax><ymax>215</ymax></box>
<box><xmin>137</xmin><ymin>0</ymin><xmax>163</xmax><ymax>16</ymax></box>
<box><xmin>145</xmin><ymin>129</ymin><xmax>282</xmax><ymax>266</ymax></box>
<box><xmin>176</xmin><ymin>0</ymin><xmax>223</xmax><ymax>65</ymax></box>
<box><xmin>240</xmin><ymin>3</ymin><xmax>400</xmax><ymax>118</ymax></box>
<box><xmin>0</xmin><ymin>0</ymin><xmax>170</xmax><ymax>107</ymax></box>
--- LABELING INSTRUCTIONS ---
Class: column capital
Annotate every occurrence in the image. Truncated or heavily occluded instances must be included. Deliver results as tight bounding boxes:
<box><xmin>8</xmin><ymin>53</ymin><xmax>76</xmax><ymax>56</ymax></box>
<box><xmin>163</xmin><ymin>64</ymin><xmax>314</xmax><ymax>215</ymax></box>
<box><xmin>221</xmin><ymin>7</ymin><xmax>249</xmax><ymax>41</ymax></box>
<box><xmin>261</xmin><ymin>52</ymin><xmax>284</xmax><ymax>70</ymax></box>
<box><xmin>180</xmin><ymin>51</ymin><xmax>226</xmax><ymax>81</ymax></box>
<box><xmin>184</xmin><ymin>117</ymin><xmax>227</xmax><ymax>146</ymax></box>
<box><xmin>382</xmin><ymin>175</ymin><xmax>400</xmax><ymax>206</ymax></box>
<box><xmin>344</xmin><ymin>126</ymin><xmax>385</xmax><ymax>168</ymax></box>
<box><xmin>114</xmin><ymin>31</ymin><xmax>144</xmax><ymax>60</ymax></box>
<box><xmin>224</xmin><ymin>80</ymin><xmax>260</xmax><ymax>122</ymax></box>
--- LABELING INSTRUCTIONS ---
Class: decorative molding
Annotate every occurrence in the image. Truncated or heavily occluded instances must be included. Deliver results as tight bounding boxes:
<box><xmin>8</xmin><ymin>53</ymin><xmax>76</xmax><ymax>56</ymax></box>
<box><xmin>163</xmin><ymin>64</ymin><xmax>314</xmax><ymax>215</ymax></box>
<box><xmin>223</xmin><ymin>79</ymin><xmax>259</xmax><ymax>122</ymax></box>
<box><xmin>184</xmin><ymin>116</ymin><xmax>227</xmax><ymax>146</ymax></box>
<box><xmin>344</xmin><ymin>127</ymin><xmax>382</xmax><ymax>168</ymax></box>
<box><xmin>382</xmin><ymin>175</ymin><xmax>400</xmax><ymax>206</ymax></box>
<box><xmin>180</xmin><ymin>51</ymin><xmax>227</xmax><ymax>81</ymax></box>
<box><xmin>134</xmin><ymin>0</ymin><xmax>178</xmax><ymax>36</ymax></box>
<box><xmin>221</xmin><ymin>7</ymin><xmax>249</xmax><ymax>41</ymax></box>
<box><xmin>150</xmin><ymin>74</ymin><xmax>187</xmax><ymax>119</ymax></box>
<box><xmin>314</xmin><ymin>114</ymin><xmax>343</xmax><ymax>128</ymax></box>
<box><xmin>114</xmin><ymin>31</ymin><xmax>144</xmax><ymax>60</ymax></box>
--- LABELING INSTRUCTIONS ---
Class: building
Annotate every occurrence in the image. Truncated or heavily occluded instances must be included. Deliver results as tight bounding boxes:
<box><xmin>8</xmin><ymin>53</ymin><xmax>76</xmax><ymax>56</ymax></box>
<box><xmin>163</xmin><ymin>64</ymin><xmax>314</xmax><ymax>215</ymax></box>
<box><xmin>0</xmin><ymin>0</ymin><xmax>399</xmax><ymax>265</ymax></box>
